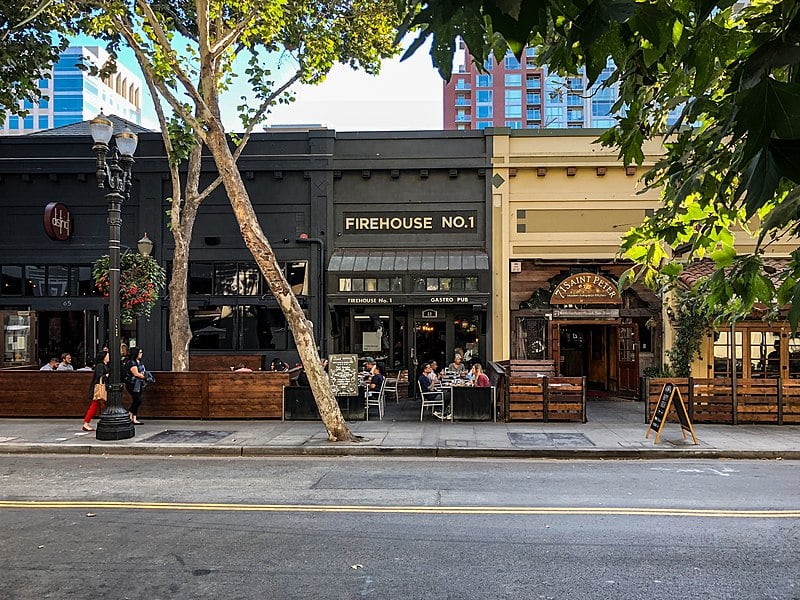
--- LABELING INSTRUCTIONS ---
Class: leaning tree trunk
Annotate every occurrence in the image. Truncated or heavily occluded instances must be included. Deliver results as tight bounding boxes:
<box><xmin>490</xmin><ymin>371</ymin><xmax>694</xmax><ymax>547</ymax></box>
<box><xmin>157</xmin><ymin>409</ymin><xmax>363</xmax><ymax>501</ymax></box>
<box><xmin>204</xmin><ymin>123</ymin><xmax>356</xmax><ymax>442</ymax></box>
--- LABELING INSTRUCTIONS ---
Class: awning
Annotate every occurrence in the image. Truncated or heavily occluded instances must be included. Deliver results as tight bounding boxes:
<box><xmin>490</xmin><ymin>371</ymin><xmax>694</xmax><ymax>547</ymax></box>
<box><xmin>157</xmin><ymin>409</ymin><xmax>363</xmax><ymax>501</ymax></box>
<box><xmin>328</xmin><ymin>249</ymin><xmax>490</xmax><ymax>273</ymax></box>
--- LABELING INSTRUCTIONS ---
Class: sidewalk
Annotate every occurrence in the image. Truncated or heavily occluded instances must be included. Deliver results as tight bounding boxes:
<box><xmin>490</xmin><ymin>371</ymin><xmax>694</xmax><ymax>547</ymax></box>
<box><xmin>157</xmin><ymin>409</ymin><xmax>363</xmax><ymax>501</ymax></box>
<box><xmin>1</xmin><ymin>401</ymin><xmax>799</xmax><ymax>459</ymax></box>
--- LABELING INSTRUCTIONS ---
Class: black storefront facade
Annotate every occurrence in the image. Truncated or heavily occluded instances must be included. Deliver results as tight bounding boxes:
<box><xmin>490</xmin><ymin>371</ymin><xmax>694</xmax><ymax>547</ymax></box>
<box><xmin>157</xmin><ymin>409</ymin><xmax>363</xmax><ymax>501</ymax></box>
<box><xmin>325</xmin><ymin>132</ymin><xmax>491</xmax><ymax>378</ymax></box>
<box><xmin>0</xmin><ymin>126</ymin><xmax>491</xmax><ymax>373</ymax></box>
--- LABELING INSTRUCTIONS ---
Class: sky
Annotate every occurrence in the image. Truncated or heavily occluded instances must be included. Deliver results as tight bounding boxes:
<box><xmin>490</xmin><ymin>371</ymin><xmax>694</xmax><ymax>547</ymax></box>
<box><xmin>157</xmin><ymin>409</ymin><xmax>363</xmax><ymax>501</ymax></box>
<box><xmin>265</xmin><ymin>48</ymin><xmax>445</xmax><ymax>132</ymax></box>
<box><xmin>74</xmin><ymin>34</ymin><xmax>445</xmax><ymax>132</ymax></box>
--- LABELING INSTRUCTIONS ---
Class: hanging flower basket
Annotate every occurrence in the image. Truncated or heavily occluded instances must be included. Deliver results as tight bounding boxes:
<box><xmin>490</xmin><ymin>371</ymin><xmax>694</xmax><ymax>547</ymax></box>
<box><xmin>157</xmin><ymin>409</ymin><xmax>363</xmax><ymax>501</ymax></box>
<box><xmin>92</xmin><ymin>252</ymin><xmax>167</xmax><ymax>324</ymax></box>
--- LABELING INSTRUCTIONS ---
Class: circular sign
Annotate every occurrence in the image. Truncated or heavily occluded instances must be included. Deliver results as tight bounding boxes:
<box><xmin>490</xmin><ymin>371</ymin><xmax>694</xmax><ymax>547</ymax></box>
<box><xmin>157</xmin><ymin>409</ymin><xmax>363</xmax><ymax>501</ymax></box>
<box><xmin>43</xmin><ymin>202</ymin><xmax>73</xmax><ymax>241</ymax></box>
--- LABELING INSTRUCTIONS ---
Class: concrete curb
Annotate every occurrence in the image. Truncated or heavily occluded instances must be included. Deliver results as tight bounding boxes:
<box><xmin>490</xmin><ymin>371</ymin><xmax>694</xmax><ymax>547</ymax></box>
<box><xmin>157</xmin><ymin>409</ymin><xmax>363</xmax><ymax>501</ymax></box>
<box><xmin>1</xmin><ymin>444</ymin><xmax>799</xmax><ymax>460</ymax></box>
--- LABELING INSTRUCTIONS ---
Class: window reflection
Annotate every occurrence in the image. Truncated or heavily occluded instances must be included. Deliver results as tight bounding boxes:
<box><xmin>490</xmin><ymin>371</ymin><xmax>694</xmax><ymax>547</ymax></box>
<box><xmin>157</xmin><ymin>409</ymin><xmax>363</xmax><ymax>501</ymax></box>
<box><xmin>188</xmin><ymin>305</ymin><xmax>293</xmax><ymax>351</ymax></box>
<box><xmin>25</xmin><ymin>266</ymin><xmax>46</xmax><ymax>296</ymax></box>
<box><xmin>47</xmin><ymin>266</ymin><xmax>68</xmax><ymax>296</ymax></box>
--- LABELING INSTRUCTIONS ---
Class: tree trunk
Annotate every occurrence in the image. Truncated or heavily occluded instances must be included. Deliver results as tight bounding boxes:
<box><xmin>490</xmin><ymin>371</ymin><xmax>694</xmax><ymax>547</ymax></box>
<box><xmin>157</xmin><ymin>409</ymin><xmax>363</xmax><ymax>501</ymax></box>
<box><xmin>203</xmin><ymin>123</ymin><xmax>357</xmax><ymax>442</ymax></box>
<box><xmin>168</xmin><ymin>236</ymin><xmax>192</xmax><ymax>371</ymax></box>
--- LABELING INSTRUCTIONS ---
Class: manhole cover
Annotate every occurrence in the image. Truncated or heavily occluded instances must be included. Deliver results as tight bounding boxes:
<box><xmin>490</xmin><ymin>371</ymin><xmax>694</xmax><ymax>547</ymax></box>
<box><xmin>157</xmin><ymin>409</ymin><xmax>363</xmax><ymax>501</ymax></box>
<box><xmin>507</xmin><ymin>432</ymin><xmax>594</xmax><ymax>447</ymax></box>
<box><xmin>140</xmin><ymin>430</ymin><xmax>233</xmax><ymax>444</ymax></box>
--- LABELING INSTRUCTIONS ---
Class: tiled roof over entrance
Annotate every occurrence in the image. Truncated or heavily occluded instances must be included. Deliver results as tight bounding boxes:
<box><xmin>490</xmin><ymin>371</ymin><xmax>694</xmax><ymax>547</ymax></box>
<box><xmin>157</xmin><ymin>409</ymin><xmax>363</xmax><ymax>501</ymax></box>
<box><xmin>328</xmin><ymin>249</ymin><xmax>490</xmax><ymax>272</ymax></box>
<box><xmin>677</xmin><ymin>257</ymin><xmax>790</xmax><ymax>288</ymax></box>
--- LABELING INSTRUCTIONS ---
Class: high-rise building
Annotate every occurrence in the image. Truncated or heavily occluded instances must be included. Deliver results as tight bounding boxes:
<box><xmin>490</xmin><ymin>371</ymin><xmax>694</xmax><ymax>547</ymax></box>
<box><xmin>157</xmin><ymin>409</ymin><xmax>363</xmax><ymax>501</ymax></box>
<box><xmin>1</xmin><ymin>45</ymin><xmax>142</xmax><ymax>135</ymax></box>
<box><xmin>443</xmin><ymin>45</ymin><xmax>620</xmax><ymax>131</ymax></box>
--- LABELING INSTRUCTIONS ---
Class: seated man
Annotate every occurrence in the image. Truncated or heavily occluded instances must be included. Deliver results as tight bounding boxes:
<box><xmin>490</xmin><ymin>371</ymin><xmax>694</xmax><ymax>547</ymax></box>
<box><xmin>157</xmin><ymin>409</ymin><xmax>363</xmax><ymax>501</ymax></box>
<box><xmin>368</xmin><ymin>364</ymin><xmax>385</xmax><ymax>393</ymax></box>
<box><xmin>40</xmin><ymin>357</ymin><xmax>59</xmax><ymax>371</ymax></box>
<box><xmin>418</xmin><ymin>363</ymin><xmax>442</xmax><ymax>397</ymax></box>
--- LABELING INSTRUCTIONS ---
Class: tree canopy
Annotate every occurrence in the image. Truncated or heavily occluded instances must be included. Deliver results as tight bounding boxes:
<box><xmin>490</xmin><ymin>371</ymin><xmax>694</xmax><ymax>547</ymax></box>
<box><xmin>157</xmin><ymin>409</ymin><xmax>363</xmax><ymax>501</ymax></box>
<box><xmin>399</xmin><ymin>0</ymin><xmax>800</xmax><ymax>327</ymax></box>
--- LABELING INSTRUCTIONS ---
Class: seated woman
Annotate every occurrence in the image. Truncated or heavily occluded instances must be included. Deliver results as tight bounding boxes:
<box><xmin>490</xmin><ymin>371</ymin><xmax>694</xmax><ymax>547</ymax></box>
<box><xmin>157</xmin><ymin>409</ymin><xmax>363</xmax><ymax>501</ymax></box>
<box><xmin>448</xmin><ymin>354</ymin><xmax>467</xmax><ymax>375</ymax></box>
<box><xmin>470</xmin><ymin>363</ymin><xmax>491</xmax><ymax>388</ymax></box>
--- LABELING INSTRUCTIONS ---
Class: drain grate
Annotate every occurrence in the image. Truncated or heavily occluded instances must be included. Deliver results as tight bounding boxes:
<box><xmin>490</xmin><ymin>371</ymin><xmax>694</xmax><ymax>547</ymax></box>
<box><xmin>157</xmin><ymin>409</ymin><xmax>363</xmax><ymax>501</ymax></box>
<box><xmin>140</xmin><ymin>430</ymin><xmax>233</xmax><ymax>444</ymax></box>
<box><xmin>507</xmin><ymin>432</ymin><xmax>594</xmax><ymax>447</ymax></box>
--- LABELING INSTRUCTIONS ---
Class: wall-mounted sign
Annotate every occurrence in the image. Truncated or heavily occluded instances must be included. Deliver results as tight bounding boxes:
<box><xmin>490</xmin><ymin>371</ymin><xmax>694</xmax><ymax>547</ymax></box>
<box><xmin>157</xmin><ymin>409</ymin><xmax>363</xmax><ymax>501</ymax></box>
<box><xmin>550</xmin><ymin>272</ymin><xmax>621</xmax><ymax>305</ymax></box>
<box><xmin>510</xmin><ymin>261</ymin><xmax>522</xmax><ymax>273</ymax></box>
<box><xmin>343</xmin><ymin>296</ymin><xmax>476</xmax><ymax>305</ymax></box>
<box><xmin>347</xmin><ymin>297</ymin><xmax>394</xmax><ymax>304</ymax></box>
<box><xmin>421</xmin><ymin>309</ymin><xmax>438</xmax><ymax>318</ymax></box>
<box><xmin>43</xmin><ymin>202</ymin><xmax>73</xmax><ymax>241</ymax></box>
<box><xmin>343</xmin><ymin>211</ymin><xmax>478</xmax><ymax>234</ymax></box>
<box><xmin>552</xmin><ymin>308</ymin><xmax>620</xmax><ymax>319</ymax></box>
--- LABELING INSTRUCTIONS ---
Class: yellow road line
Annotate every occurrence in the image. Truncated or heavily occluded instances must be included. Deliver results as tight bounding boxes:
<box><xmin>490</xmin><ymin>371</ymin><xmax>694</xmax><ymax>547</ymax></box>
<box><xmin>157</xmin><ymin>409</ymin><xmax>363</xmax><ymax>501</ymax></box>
<box><xmin>0</xmin><ymin>500</ymin><xmax>798</xmax><ymax>518</ymax></box>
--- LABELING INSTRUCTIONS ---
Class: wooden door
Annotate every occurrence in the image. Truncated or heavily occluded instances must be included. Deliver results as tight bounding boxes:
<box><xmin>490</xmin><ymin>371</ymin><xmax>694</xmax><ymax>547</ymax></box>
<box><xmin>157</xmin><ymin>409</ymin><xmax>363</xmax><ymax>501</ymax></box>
<box><xmin>618</xmin><ymin>323</ymin><xmax>639</xmax><ymax>396</ymax></box>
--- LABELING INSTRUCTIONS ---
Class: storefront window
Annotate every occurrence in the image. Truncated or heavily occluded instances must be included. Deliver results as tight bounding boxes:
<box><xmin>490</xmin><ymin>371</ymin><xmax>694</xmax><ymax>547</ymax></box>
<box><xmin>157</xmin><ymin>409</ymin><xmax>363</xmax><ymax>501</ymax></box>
<box><xmin>189</xmin><ymin>305</ymin><xmax>235</xmax><ymax>349</ymax></box>
<box><xmin>188</xmin><ymin>305</ymin><xmax>293</xmax><ymax>351</ymax></box>
<box><xmin>3</xmin><ymin>313</ymin><xmax>31</xmax><ymax>364</ymax></box>
<box><xmin>353</xmin><ymin>314</ymin><xmax>390</xmax><ymax>363</ymax></box>
<box><xmin>238</xmin><ymin>263</ymin><xmax>260</xmax><ymax>295</ymax></box>
<box><xmin>789</xmin><ymin>335</ymin><xmax>800</xmax><ymax>379</ymax></box>
<box><xmin>465</xmin><ymin>277</ymin><xmax>479</xmax><ymax>291</ymax></box>
<box><xmin>241</xmin><ymin>306</ymin><xmax>290</xmax><ymax>350</ymax></box>
<box><xmin>713</xmin><ymin>330</ymin><xmax>743</xmax><ymax>378</ymax></box>
<box><xmin>25</xmin><ymin>266</ymin><xmax>46</xmax><ymax>296</ymax></box>
<box><xmin>749</xmin><ymin>331</ymin><xmax>781</xmax><ymax>378</ymax></box>
<box><xmin>1</xmin><ymin>266</ymin><xmax>22</xmax><ymax>295</ymax></box>
<box><xmin>71</xmin><ymin>267</ymin><xmax>95</xmax><ymax>296</ymax></box>
<box><xmin>339</xmin><ymin>278</ymin><xmax>351</xmax><ymax>292</ymax></box>
<box><xmin>189</xmin><ymin>262</ymin><xmax>213</xmax><ymax>294</ymax></box>
<box><xmin>213</xmin><ymin>262</ymin><xmax>239</xmax><ymax>295</ymax></box>
<box><xmin>454</xmin><ymin>315</ymin><xmax>480</xmax><ymax>359</ymax></box>
<box><xmin>47</xmin><ymin>265</ymin><xmax>69</xmax><ymax>296</ymax></box>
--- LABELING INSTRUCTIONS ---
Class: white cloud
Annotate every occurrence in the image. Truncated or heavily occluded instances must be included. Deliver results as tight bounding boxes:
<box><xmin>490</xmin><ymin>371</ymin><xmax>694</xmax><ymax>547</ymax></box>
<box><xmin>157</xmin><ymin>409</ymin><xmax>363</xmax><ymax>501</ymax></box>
<box><xmin>263</xmin><ymin>49</ymin><xmax>444</xmax><ymax>132</ymax></box>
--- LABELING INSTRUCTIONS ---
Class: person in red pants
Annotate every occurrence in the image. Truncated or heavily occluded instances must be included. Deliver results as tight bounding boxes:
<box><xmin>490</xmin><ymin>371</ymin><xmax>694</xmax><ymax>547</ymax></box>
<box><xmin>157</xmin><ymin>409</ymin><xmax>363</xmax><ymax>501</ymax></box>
<box><xmin>82</xmin><ymin>350</ymin><xmax>109</xmax><ymax>431</ymax></box>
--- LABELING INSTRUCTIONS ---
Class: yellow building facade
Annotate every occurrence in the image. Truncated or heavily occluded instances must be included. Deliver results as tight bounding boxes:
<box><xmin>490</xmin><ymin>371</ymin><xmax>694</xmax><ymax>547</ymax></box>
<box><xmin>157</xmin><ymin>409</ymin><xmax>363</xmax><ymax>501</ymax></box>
<box><xmin>490</xmin><ymin>130</ymin><xmax>799</xmax><ymax>395</ymax></box>
<box><xmin>490</xmin><ymin>130</ymin><xmax>665</xmax><ymax>396</ymax></box>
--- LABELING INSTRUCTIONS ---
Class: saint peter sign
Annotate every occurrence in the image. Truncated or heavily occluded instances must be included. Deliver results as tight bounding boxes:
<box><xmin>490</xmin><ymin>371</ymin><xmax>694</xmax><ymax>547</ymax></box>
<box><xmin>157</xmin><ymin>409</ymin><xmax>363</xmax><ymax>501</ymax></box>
<box><xmin>550</xmin><ymin>272</ymin><xmax>621</xmax><ymax>305</ymax></box>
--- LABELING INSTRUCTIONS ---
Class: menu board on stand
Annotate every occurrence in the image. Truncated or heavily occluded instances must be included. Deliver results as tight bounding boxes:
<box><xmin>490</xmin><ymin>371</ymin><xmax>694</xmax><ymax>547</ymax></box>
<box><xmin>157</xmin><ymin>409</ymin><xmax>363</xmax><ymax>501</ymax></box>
<box><xmin>328</xmin><ymin>354</ymin><xmax>359</xmax><ymax>397</ymax></box>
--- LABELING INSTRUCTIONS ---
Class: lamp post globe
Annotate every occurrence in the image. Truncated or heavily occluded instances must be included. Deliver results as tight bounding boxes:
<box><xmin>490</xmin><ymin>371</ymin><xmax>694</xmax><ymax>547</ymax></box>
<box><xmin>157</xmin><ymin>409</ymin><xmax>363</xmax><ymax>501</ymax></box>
<box><xmin>91</xmin><ymin>112</ymin><xmax>137</xmax><ymax>441</ymax></box>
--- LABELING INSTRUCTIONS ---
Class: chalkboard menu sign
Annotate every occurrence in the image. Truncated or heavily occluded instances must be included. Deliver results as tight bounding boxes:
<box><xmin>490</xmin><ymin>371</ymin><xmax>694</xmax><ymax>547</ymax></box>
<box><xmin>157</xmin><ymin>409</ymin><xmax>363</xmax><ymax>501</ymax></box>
<box><xmin>646</xmin><ymin>383</ymin><xmax>698</xmax><ymax>444</ymax></box>
<box><xmin>328</xmin><ymin>354</ymin><xmax>358</xmax><ymax>397</ymax></box>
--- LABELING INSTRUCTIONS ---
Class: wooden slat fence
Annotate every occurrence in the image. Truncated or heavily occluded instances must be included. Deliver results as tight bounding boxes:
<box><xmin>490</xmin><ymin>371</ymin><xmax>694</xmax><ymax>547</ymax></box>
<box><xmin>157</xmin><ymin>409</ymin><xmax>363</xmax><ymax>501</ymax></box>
<box><xmin>646</xmin><ymin>377</ymin><xmax>799</xmax><ymax>425</ymax></box>
<box><xmin>0</xmin><ymin>370</ymin><xmax>287</xmax><ymax>419</ymax></box>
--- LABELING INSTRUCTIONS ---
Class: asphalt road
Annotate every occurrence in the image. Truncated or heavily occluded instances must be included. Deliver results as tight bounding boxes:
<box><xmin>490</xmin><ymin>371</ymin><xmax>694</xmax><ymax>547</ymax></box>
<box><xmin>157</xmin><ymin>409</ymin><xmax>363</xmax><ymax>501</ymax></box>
<box><xmin>1</xmin><ymin>456</ymin><xmax>798</xmax><ymax>600</ymax></box>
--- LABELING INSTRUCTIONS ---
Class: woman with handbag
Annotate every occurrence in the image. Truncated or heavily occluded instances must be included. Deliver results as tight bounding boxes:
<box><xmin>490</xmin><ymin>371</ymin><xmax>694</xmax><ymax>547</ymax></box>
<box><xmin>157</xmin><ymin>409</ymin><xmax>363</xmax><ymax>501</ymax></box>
<box><xmin>124</xmin><ymin>346</ymin><xmax>147</xmax><ymax>425</ymax></box>
<box><xmin>82</xmin><ymin>350</ymin><xmax>109</xmax><ymax>432</ymax></box>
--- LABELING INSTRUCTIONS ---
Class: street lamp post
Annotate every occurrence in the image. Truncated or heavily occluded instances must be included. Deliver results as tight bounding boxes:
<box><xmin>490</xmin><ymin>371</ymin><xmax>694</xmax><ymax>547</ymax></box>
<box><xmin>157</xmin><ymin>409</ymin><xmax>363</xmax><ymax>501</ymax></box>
<box><xmin>91</xmin><ymin>112</ymin><xmax>138</xmax><ymax>441</ymax></box>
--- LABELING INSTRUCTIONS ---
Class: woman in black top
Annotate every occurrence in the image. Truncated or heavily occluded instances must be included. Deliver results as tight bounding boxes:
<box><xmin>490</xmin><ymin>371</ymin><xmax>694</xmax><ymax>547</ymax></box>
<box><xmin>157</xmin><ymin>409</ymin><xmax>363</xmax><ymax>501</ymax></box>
<box><xmin>82</xmin><ymin>350</ymin><xmax>109</xmax><ymax>432</ymax></box>
<box><xmin>124</xmin><ymin>347</ymin><xmax>148</xmax><ymax>425</ymax></box>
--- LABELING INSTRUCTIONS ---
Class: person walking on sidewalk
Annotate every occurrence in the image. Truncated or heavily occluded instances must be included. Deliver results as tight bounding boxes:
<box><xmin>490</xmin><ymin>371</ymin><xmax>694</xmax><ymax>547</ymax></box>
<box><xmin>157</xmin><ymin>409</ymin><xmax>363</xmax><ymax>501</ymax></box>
<box><xmin>124</xmin><ymin>347</ymin><xmax>148</xmax><ymax>425</ymax></box>
<box><xmin>82</xmin><ymin>351</ymin><xmax>109</xmax><ymax>431</ymax></box>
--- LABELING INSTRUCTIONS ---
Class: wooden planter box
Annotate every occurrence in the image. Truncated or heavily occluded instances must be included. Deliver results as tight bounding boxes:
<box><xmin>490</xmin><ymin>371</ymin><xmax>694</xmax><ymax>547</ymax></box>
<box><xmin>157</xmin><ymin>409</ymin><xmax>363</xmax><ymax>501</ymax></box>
<box><xmin>507</xmin><ymin>375</ymin><xmax>586</xmax><ymax>422</ymax></box>
<box><xmin>283</xmin><ymin>386</ymin><xmax>366</xmax><ymax>421</ymax></box>
<box><xmin>450</xmin><ymin>386</ymin><xmax>495</xmax><ymax>421</ymax></box>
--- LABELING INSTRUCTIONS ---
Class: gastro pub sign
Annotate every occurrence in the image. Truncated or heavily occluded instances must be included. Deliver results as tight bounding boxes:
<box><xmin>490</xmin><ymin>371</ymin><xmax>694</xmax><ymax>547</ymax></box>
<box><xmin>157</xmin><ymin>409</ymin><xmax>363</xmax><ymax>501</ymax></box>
<box><xmin>550</xmin><ymin>272</ymin><xmax>621</xmax><ymax>305</ymax></box>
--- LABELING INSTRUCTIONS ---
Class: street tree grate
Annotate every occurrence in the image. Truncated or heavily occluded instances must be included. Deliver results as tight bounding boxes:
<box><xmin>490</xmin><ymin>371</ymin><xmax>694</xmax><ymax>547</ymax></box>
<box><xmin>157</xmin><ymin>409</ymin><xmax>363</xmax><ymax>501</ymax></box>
<box><xmin>139</xmin><ymin>430</ymin><xmax>233</xmax><ymax>444</ymax></box>
<box><xmin>507</xmin><ymin>432</ymin><xmax>595</xmax><ymax>447</ymax></box>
